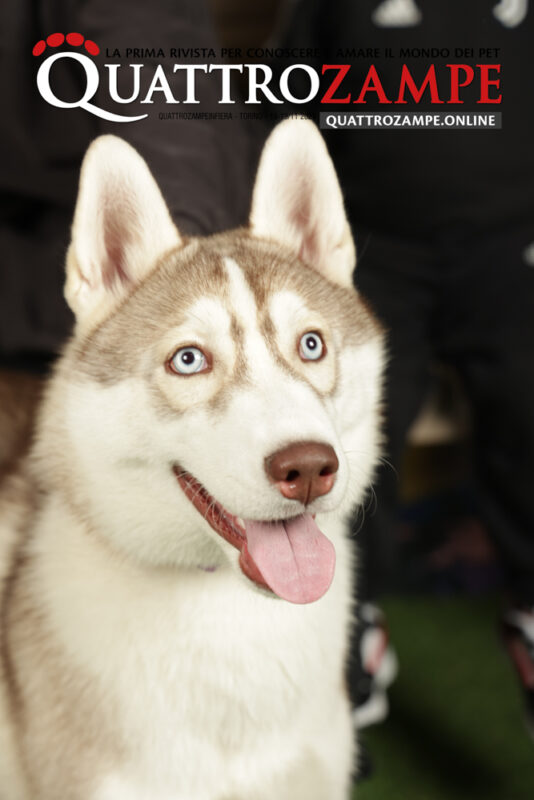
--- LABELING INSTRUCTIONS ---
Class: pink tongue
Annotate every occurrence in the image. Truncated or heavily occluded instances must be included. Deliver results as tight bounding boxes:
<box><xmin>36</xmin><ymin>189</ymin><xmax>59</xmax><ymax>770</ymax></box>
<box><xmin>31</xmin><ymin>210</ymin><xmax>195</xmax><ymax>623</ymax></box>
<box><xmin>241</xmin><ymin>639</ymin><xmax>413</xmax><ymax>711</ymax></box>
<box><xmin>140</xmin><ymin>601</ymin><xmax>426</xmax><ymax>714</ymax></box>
<box><xmin>244</xmin><ymin>514</ymin><xmax>336</xmax><ymax>604</ymax></box>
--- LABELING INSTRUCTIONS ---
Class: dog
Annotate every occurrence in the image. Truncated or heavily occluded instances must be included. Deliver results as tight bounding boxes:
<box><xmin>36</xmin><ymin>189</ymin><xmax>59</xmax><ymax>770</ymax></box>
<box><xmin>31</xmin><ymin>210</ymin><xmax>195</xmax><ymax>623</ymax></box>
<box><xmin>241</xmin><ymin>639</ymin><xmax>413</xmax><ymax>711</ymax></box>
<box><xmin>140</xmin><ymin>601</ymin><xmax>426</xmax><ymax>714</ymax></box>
<box><xmin>0</xmin><ymin>119</ymin><xmax>384</xmax><ymax>799</ymax></box>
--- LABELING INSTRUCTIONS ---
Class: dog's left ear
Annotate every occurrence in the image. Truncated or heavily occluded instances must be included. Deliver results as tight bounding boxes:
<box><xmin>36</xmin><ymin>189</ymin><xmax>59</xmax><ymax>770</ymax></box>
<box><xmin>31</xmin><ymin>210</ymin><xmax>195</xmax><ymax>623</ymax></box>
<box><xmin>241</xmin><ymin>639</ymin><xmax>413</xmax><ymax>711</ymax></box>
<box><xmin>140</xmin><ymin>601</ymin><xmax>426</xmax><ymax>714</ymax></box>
<box><xmin>65</xmin><ymin>135</ymin><xmax>181</xmax><ymax>328</ymax></box>
<box><xmin>249</xmin><ymin>119</ymin><xmax>355</xmax><ymax>287</ymax></box>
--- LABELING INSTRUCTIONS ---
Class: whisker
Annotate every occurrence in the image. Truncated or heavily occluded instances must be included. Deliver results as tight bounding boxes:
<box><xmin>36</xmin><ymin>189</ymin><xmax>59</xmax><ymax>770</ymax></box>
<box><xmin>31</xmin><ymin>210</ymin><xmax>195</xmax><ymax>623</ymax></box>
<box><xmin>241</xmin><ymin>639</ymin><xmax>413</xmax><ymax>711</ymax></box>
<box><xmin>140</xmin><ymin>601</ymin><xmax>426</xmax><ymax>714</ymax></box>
<box><xmin>342</xmin><ymin>448</ymin><xmax>398</xmax><ymax>480</ymax></box>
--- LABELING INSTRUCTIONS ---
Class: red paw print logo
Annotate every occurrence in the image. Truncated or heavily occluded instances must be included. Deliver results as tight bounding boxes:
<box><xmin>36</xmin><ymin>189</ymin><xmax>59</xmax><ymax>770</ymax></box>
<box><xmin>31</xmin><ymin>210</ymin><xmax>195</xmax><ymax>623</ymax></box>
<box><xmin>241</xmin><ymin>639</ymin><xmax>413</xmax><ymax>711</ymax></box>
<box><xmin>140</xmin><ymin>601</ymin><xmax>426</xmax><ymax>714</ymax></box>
<box><xmin>32</xmin><ymin>32</ymin><xmax>100</xmax><ymax>57</ymax></box>
<box><xmin>33</xmin><ymin>32</ymin><xmax>147</xmax><ymax>123</ymax></box>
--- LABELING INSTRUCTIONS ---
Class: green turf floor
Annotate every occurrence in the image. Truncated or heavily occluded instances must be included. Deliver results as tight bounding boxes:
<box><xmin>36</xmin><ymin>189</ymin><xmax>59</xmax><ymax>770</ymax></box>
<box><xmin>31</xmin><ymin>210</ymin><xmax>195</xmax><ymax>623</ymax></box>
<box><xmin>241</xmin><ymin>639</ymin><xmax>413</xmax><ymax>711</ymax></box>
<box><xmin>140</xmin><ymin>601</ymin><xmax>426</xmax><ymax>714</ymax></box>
<box><xmin>353</xmin><ymin>595</ymin><xmax>534</xmax><ymax>800</ymax></box>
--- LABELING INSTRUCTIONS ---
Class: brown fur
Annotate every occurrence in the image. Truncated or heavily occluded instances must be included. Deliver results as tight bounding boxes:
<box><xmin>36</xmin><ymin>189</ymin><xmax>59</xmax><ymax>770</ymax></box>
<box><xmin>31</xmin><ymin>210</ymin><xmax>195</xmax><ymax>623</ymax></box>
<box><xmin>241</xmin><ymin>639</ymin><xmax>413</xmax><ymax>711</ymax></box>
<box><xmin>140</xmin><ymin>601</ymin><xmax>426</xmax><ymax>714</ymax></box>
<box><xmin>69</xmin><ymin>230</ymin><xmax>380</xmax><ymax>391</ymax></box>
<box><xmin>0</xmin><ymin>465</ymin><xmax>126</xmax><ymax>798</ymax></box>
<box><xmin>0</xmin><ymin>373</ymin><xmax>43</xmax><ymax>481</ymax></box>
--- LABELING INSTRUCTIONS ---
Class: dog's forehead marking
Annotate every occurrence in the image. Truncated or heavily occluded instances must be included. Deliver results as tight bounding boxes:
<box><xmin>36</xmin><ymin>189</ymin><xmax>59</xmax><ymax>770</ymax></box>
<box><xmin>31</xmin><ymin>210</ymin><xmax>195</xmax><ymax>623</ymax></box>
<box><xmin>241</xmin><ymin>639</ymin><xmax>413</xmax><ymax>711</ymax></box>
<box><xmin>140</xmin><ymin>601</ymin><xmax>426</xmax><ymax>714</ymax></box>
<box><xmin>223</xmin><ymin>256</ymin><xmax>259</xmax><ymax>327</ymax></box>
<box><xmin>221</xmin><ymin>255</ymin><xmax>297</xmax><ymax>391</ymax></box>
<box><xmin>222</xmin><ymin>256</ymin><xmax>331</xmax><ymax>395</ymax></box>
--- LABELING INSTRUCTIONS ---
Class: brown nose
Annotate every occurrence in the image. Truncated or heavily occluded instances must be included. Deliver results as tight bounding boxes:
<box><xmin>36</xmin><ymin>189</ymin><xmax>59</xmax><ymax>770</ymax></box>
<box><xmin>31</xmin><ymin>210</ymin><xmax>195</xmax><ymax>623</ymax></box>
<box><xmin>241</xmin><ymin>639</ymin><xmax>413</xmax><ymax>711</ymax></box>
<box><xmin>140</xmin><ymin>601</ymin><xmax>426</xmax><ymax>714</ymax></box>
<box><xmin>265</xmin><ymin>442</ymin><xmax>339</xmax><ymax>505</ymax></box>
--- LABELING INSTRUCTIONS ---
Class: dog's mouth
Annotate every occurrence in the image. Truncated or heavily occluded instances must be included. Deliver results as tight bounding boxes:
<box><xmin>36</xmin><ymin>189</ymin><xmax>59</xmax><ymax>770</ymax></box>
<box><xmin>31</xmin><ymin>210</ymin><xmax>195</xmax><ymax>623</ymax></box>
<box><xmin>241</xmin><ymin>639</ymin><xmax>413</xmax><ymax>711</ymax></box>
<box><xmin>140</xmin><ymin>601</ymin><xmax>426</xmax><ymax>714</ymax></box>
<box><xmin>173</xmin><ymin>467</ymin><xmax>336</xmax><ymax>605</ymax></box>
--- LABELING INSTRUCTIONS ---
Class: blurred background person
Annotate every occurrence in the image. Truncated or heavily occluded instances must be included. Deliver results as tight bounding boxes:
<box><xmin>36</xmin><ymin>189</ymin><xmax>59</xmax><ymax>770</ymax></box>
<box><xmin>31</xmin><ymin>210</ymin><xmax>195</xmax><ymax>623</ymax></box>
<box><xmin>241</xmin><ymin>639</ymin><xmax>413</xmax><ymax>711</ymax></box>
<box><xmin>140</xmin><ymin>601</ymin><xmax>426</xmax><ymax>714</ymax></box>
<box><xmin>0</xmin><ymin>0</ymin><xmax>256</xmax><ymax>376</ymax></box>
<box><xmin>277</xmin><ymin>0</ymin><xmax>534</xmax><ymax>766</ymax></box>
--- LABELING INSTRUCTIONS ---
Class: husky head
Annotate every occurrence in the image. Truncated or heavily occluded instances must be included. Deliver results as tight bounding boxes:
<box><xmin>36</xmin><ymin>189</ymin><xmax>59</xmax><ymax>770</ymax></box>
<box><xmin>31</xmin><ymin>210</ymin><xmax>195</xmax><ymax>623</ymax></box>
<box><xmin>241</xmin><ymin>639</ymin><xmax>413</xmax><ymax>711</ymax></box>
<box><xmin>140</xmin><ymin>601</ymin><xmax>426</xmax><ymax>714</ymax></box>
<box><xmin>42</xmin><ymin>120</ymin><xmax>384</xmax><ymax>605</ymax></box>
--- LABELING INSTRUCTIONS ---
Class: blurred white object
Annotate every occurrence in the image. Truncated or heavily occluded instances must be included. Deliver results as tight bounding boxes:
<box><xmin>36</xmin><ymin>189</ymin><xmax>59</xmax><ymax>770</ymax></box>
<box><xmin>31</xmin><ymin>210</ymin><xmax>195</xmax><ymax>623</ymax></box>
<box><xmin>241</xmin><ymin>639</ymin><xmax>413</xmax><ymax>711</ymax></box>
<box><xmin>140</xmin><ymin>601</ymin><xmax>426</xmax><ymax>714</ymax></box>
<box><xmin>372</xmin><ymin>0</ymin><xmax>422</xmax><ymax>27</ymax></box>
<box><xmin>493</xmin><ymin>0</ymin><xmax>528</xmax><ymax>27</ymax></box>
<box><xmin>352</xmin><ymin>603</ymin><xmax>399</xmax><ymax>730</ymax></box>
<box><xmin>523</xmin><ymin>242</ymin><xmax>534</xmax><ymax>267</ymax></box>
<box><xmin>407</xmin><ymin>365</ymin><xmax>472</xmax><ymax>447</ymax></box>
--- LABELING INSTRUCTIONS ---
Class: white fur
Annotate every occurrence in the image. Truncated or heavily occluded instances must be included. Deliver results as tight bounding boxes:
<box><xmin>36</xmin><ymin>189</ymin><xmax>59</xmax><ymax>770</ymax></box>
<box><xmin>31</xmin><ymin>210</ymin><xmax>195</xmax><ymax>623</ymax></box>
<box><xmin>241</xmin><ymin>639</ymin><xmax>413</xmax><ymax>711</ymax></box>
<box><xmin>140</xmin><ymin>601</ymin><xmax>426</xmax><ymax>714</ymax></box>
<box><xmin>32</xmin><ymin>496</ymin><xmax>353</xmax><ymax>799</ymax></box>
<box><xmin>65</xmin><ymin>135</ymin><xmax>180</xmax><ymax>331</ymax></box>
<box><xmin>250</xmin><ymin>119</ymin><xmax>356</xmax><ymax>287</ymax></box>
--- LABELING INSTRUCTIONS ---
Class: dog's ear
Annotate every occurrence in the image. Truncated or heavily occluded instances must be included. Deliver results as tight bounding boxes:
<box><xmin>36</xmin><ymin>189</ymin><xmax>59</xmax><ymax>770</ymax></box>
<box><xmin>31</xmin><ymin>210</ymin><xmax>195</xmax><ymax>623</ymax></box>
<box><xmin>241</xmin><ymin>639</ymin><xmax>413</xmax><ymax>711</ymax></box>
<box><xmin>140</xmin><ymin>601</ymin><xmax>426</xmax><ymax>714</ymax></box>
<box><xmin>65</xmin><ymin>135</ymin><xmax>180</xmax><ymax>327</ymax></box>
<box><xmin>249</xmin><ymin>119</ymin><xmax>355</xmax><ymax>287</ymax></box>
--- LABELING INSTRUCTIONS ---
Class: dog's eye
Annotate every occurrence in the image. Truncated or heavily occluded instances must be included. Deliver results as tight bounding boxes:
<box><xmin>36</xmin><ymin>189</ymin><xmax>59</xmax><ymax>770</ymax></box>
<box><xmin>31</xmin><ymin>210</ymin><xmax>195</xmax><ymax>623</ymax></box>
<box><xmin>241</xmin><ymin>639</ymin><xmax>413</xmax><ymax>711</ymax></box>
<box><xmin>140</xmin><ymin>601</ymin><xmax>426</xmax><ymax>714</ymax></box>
<box><xmin>299</xmin><ymin>332</ymin><xmax>325</xmax><ymax>362</ymax></box>
<box><xmin>168</xmin><ymin>347</ymin><xmax>208</xmax><ymax>376</ymax></box>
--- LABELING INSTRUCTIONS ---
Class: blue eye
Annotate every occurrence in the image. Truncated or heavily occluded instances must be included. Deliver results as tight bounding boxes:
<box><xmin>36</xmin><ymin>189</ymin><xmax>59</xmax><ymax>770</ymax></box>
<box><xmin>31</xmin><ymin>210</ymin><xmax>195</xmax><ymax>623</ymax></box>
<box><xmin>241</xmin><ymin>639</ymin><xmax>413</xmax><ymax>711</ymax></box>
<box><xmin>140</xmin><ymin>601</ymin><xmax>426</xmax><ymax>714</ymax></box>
<box><xmin>169</xmin><ymin>347</ymin><xmax>208</xmax><ymax>375</ymax></box>
<box><xmin>299</xmin><ymin>332</ymin><xmax>325</xmax><ymax>361</ymax></box>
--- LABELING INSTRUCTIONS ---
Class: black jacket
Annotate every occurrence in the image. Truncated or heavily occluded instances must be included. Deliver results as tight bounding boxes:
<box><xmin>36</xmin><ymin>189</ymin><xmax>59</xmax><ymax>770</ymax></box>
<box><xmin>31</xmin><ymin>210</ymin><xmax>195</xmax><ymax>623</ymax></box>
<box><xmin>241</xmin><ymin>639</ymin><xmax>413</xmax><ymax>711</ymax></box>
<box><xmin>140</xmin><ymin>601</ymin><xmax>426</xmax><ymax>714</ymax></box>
<box><xmin>285</xmin><ymin>0</ymin><xmax>534</xmax><ymax>237</ymax></box>
<box><xmin>0</xmin><ymin>0</ymin><xmax>258</xmax><ymax>364</ymax></box>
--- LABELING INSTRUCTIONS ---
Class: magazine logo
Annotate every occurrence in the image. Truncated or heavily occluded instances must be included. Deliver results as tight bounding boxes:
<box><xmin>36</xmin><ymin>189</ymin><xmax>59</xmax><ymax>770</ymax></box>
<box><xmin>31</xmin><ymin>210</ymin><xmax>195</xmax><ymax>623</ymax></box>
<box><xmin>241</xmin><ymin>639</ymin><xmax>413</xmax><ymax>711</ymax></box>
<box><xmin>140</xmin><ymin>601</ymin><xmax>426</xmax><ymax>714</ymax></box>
<box><xmin>33</xmin><ymin>33</ymin><xmax>148</xmax><ymax>122</ymax></box>
<box><xmin>33</xmin><ymin>33</ymin><xmax>503</xmax><ymax>121</ymax></box>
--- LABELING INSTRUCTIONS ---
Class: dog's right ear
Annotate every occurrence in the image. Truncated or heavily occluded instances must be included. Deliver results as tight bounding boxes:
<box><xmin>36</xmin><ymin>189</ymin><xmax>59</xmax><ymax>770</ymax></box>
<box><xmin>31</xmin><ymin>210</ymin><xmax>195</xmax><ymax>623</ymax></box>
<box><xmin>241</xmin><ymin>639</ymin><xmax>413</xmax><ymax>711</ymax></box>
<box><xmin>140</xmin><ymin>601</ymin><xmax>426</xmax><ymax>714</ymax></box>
<box><xmin>250</xmin><ymin>119</ymin><xmax>355</xmax><ymax>288</ymax></box>
<box><xmin>65</xmin><ymin>136</ymin><xmax>181</xmax><ymax>328</ymax></box>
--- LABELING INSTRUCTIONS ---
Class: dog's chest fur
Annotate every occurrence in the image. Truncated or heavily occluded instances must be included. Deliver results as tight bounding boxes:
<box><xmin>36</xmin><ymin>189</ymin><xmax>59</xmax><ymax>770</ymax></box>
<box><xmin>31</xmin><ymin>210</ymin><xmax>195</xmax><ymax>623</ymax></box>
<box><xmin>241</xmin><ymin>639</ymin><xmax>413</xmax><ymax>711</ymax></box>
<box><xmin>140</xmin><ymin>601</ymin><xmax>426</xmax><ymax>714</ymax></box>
<box><xmin>6</xmin><ymin>492</ymin><xmax>352</xmax><ymax>799</ymax></box>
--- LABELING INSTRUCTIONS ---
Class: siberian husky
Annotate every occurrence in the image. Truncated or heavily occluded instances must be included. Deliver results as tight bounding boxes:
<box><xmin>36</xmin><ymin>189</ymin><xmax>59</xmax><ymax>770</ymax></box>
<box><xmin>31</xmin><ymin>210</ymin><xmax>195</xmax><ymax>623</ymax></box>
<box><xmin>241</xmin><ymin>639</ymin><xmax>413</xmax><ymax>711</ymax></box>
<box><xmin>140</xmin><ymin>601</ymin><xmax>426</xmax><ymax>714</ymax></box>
<box><xmin>0</xmin><ymin>119</ymin><xmax>384</xmax><ymax>799</ymax></box>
